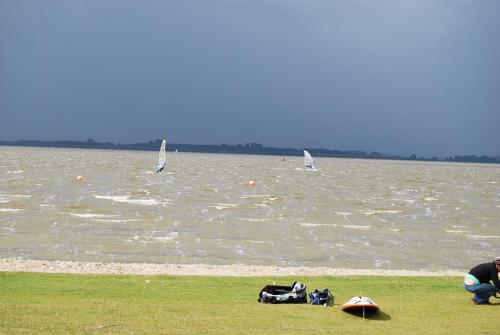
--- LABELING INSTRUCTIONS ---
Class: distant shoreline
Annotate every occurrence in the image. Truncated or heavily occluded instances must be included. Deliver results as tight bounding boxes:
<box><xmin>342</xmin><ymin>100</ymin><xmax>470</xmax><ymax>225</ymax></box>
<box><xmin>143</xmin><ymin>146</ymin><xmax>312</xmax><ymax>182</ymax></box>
<box><xmin>0</xmin><ymin>258</ymin><xmax>465</xmax><ymax>277</ymax></box>
<box><xmin>1</xmin><ymin>139</ymin><xmax>499</xmax><ymax>164</ymax></box>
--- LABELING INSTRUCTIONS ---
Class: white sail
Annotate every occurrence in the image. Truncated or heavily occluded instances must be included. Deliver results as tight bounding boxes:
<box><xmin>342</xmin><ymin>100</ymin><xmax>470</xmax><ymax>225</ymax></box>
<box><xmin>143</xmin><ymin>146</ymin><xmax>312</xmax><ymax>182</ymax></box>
<box><xmin>303</xmin><ymin>150</ymin><xmax>316</xmax><ymax>170</ymax></box>
<box><xmin>156</xmin><ymin>139</ymin><xmax>167</xmax><ymax>173</ymax></box>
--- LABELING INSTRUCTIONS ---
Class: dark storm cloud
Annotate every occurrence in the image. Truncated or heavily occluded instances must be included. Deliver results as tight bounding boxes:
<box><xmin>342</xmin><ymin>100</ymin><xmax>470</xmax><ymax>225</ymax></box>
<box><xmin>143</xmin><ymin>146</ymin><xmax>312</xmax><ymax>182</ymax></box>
<box><xmin>1</xmin><ymin>0</ymin><xmax>499</xmax><ymax>156</ymax></box>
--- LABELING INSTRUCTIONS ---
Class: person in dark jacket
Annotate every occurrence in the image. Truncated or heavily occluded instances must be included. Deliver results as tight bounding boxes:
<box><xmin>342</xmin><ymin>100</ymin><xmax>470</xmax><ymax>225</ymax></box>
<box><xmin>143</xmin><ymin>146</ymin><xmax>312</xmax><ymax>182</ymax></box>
<box><xmin>463</xmin><ymin>257</ymin><xmax>500</xmax><ymax>305</ymax></box>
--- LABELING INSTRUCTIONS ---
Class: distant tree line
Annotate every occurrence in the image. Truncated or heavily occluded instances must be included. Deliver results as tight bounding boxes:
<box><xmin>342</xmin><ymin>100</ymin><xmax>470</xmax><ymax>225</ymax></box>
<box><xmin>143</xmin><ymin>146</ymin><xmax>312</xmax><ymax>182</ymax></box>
<box><xmin>0</xmin><ymin>139</ymin><xmax>498</xmax><ymax>164</ymax></box>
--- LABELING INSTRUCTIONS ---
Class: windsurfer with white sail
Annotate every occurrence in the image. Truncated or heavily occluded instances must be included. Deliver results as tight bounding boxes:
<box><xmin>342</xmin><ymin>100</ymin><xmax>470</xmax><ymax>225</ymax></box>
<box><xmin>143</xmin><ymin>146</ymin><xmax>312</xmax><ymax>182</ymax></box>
<box><xmin>156</xmin><ymin>139</ymin><xmax>167</xmax><ymax>173</ymax></box>
<box><xmin>303</xmin><ymin>149</ymin><xmax>317</xmax><ymax>171</ymax></box>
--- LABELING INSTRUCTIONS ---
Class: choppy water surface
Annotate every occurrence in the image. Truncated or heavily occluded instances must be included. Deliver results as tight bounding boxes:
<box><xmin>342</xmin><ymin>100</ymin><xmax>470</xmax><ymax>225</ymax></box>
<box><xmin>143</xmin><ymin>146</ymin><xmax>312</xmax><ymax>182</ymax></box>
<box><xmin>0</xmin><ymin>146</ymin><xmax>498</xmax><ymax>270</ymax></box>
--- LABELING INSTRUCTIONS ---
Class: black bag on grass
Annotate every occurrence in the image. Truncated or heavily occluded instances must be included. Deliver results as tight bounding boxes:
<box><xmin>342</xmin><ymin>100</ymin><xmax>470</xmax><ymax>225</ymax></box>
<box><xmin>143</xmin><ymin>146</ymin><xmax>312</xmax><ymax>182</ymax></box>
<box><xmin>258</xmin><ymin>282</ymin><xmax>307</xmax><ymax>304</ymax></box>
<box><xmin>309</xmin><ymin>288</ymin><xmax>334</xmax><ymax>306</ymax></box>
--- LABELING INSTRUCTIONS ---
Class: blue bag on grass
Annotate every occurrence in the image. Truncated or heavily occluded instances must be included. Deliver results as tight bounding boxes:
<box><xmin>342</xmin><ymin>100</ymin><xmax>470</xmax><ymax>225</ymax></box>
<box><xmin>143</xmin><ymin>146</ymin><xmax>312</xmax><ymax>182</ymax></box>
<box><xmin>309</xmin><ymin>288</ymin><xmax>334</xmax><ymax>306</ymax></box>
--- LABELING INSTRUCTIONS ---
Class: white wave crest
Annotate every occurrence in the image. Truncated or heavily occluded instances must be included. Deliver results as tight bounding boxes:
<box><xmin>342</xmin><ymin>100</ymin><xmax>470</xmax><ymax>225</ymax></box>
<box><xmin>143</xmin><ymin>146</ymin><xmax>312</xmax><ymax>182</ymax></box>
<box><xmin>337</xmin><ymin>224</ymin><xmax>372</xmax><ymax>230</ymax></box>
<box><xmin>0</xmin><ymin>194</ymin><xmax>32</xmax><ymax>198</ymax></box>
<box><xmin>91</xmin><ymin>219</ymin><xmax>145</xmax><ymax>223</ymax></box>
<box><xmin>69</xmin><ymin>213</ymin><xmax>118</xmax><ymax>218</ymax></box>
<box><xmin>465</xmin><ymin>235</ymin><xmax>500</xmax><ymax>240</ymax></box>
<box><xmin>211</xmin><ymin>203</ymin><xmax>240</xmax><ymax>210</ymax></box>
<box><xmin>238</xmin><ymin>218</ymin><xmax>270</xmax><ymax>222</ymax></box>
<box><xmin>444</xmin><ymin>230</ymin><xmax>472</xmax><ymax>234</ymax></box>
<box><xmin>299</xmin><ymin>222</ymin><xmax>371</xmax><ymax>230</ymax></box>
<box><xmin>358</xmin><ymin>210</ymin><xmax>402</xmax><ymax>215</ymax></box>
<box><xmin>94</xmin><ymin>195</ymin><xmax>162</xmax><ymax>206</ymax></box>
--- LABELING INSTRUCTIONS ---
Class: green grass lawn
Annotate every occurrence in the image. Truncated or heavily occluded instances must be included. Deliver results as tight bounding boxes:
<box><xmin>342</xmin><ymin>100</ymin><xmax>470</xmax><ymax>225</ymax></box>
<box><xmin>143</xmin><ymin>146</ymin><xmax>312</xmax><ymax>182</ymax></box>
<box><xmin>0</xmin><ymin>272</ymin><xmax>497</xmax><ymax>334</ymax></box>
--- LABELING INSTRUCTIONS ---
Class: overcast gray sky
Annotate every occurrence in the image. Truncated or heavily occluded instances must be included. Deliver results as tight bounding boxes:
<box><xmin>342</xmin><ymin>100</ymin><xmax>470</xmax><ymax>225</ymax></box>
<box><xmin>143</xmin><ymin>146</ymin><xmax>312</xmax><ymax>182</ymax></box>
<box><xmin>1</xmin><ymin>0</ymin><xmax>499</xmax><ymax>157</ymax></box>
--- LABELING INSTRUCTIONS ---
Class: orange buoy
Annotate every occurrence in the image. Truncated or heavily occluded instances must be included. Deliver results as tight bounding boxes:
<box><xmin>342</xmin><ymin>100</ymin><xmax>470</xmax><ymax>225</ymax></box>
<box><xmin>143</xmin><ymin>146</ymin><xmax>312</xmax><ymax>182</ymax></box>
<box><xmin>248</xmin><ymin>180</ymin><xmax>256</xmax><ymax>186</ymax></box>
<box><xmin>76</xmin><ymin>175</ymin><xmax>84</xmax><ymax>181</ymax></box>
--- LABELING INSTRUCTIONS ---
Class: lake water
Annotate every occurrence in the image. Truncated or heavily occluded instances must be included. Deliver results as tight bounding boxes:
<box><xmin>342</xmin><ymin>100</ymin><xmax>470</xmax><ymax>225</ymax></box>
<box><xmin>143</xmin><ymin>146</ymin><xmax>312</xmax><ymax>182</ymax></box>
<box><xmin>0</xmin><ymin>146</ymin><xmax>498</xmax><ymax>270</ymax></box>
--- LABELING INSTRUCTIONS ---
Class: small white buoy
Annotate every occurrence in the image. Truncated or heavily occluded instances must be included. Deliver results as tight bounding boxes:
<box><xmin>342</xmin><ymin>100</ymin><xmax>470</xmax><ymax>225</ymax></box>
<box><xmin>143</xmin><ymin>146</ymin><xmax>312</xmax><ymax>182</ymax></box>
<box><xmin>76</xmin><ymin>175</ymin><xmax>84</xmax><ymax>181</ymax></box>
<box><xmin>248</xmin><ymin>180</ymin><xmax>256</xmax><ymax>186</ymax></box>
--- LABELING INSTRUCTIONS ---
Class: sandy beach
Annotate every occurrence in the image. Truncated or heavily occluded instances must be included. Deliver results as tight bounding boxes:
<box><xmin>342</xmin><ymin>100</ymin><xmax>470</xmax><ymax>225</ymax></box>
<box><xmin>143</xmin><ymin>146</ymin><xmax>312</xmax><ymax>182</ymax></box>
<box><xmin>0</xmin><ymin>258</ymin><xmax>465</xmax><ymax>277</ymax></box>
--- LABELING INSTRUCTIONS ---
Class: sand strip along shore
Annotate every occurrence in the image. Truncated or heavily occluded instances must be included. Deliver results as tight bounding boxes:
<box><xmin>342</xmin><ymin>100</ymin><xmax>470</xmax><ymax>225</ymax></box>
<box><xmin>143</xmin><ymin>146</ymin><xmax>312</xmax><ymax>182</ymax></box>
<box><xmin>0</xmin><ymin>258</ymin><xmax>465</xmax><ymax>276</ymax></box>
